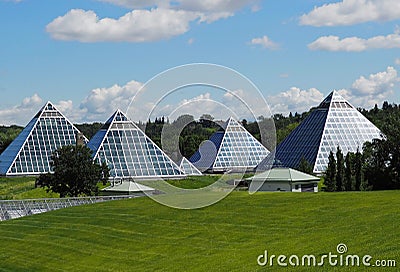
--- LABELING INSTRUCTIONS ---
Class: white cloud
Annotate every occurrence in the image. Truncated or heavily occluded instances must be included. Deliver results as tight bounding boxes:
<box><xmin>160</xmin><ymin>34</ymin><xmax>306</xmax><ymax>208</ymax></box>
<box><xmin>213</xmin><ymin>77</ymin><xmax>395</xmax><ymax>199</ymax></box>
<box><xmin>0</xmin><ymin>94</ymin><xmax>43</xmax><ymax>126</ymax></box>
<box><xmin>351</xmin><ymin>66</ymin><xmax>398</xmax><ymax>95</ymax></box>
<box><xmin>334</xmin><ymin>67</ymin><xmax>398</xmax><ymax>109</ymax></box>
<box><xmin>395</xmin><ymin>58</ymin><xmax>400</xmax><ymax>65</ymax></box>
<box><xmin>300</xmin><ymin>0</ymin><xmax>400</xmax><ymax>26</ymax></box>
<box><xmin>266</xmin><ymin>67</ymin><xmax>399</xmax><ymax>115</ymax></box>
<box><xmin>80</xmin><ymin>80</ymin><xmax>143</xmax><ymax>121</ymax></box>
<box><xmin>250</xmin><ymin>35</ymin><xmax>279</xmax><ymax>50</ymax></box>
<box><xmin>267</xmin><ymin>87</ymin><xmax>324</xmax><ymax>115</ymax></box>
<box><xmin>48</xmin><ymin>0</ymin><xmax>258</xmax><ymax>42</ymax></box>
<box><xmin>46</xmin><ymin>8</ymin><xmax>199</xmax><ymax>42</ymax></box>
<box><xmin>308</xmin><ymin>31</ymin><xmax>400</xmax><ymax>52</ymax></box>
<box><xmin>338</xmin><ymin>88</ymin><xmax>393</xmax><ymax>109</ymax></box>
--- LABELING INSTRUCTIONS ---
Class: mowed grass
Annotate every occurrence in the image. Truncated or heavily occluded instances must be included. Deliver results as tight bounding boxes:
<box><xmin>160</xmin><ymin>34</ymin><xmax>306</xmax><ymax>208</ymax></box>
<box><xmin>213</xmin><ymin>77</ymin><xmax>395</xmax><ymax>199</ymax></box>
<box><xmin>0</xmin><ymin>191</ymin><xmax>399</xmax><ymax>271</ymax></box>
<box><xmin>0</xmin><ymin>177</ymin><xmax>59</xmax><ymax>200</ymax></box>
<box><xmin>166</xmin><ymin>175</ymin><xmax>220</xmax><ymax>189</ymax></box>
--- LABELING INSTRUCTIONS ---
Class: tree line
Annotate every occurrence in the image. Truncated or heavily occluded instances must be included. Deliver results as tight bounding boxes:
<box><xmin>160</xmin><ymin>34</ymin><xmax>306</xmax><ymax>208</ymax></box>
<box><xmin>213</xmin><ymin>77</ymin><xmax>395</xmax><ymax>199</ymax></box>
<box><xmin>1</xmin><ymin>101</ymin><xmax>400</xmax><ymax>192</ymax></box>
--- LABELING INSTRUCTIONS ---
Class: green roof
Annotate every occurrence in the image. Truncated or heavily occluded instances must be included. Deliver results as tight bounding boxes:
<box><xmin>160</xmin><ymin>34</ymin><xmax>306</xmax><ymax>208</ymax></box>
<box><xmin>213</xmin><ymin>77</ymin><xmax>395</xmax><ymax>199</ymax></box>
<box><xmin>249</xmin><ymin>168</ymin><xmax>320</xmax><ymax>183</ymax></box>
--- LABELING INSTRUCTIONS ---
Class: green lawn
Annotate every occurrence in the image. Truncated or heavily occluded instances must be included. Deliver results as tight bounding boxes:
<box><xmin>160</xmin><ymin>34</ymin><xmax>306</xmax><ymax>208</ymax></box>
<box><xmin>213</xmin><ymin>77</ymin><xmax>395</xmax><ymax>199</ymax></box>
<box><xmin>166</xmin><ymin>175</ymin><xmax>220</xmax><ymax>189</ymax></box>
<box><xmin>0</xmin><ymin>191</ymin><xmax>398</xmax><ymax>271</ymax></box>
<box><xmin>0</xmin><ymin>177</ymin><xmax>59</xmax><ymax>200</ymax></box>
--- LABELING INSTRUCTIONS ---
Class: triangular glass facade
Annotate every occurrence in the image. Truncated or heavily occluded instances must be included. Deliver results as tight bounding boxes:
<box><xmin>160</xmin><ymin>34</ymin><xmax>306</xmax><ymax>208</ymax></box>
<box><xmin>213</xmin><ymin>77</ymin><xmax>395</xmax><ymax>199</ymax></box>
<box><xmin>259</xmin><ymin>91</ymin><xmax>382</xmax><ymax>173</ymax></box>
<box><xmin>88</xmin><ymin>110</ymin><xmax>185</xmax><ymax>179</ymax></box>
<box><xmin>0</xmin><ymin>102</ymin><xmax>88</xmax><ymax>175</ymax></box>
<box><xmin>189</xmin><ymin>117</ymin><xmax>270</xmax><ymax>172</ymax></box>
<box><xmin>179</xmin><ymin>157</ymin><xmax>202</xmax><ymax>176</ymax></box>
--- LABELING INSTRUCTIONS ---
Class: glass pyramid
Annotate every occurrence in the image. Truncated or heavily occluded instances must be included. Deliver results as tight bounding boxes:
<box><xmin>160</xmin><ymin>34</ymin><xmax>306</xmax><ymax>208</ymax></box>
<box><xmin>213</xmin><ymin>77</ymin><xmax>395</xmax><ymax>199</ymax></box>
<box><xmin>189</xmin><ymin>117</ymin><xmax>270</xmax><ymax>172</ymax></box>
<box><xmin>87</xmin><ymin>110</ymin><xmax>185</xmax><ymax>179</ymax></box>
<box><xmin>179</xmin><ymin>157</ymin><xmax>202</xmax><ymax>176</ymax></box>
<box><xmin>259</xmin><ymin>91</ymin><xmax>382</xmax><ymax>173</ymax></box>
<box><xmin>0</xmin><ymin>102</ymin><xmax>88</xmax><ymax>176</ymax></box>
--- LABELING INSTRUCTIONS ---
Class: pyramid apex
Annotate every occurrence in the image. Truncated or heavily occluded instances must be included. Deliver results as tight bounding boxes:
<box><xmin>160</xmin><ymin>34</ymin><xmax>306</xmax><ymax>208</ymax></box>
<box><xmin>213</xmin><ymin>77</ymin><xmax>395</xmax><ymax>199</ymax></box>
<box><xmin>223</xmin><ymin>116</ymin><xmax>240</xmax><ymax>129</ymax></box>
<box><xmin>319</xmin><ymin>90</ymin><xmax>350</xmax><ymax>108</ymax></box>
<box><xmin>104</xmin><ymin>109</ymin><xmax>130</xmax><ymax>125</ymax></box>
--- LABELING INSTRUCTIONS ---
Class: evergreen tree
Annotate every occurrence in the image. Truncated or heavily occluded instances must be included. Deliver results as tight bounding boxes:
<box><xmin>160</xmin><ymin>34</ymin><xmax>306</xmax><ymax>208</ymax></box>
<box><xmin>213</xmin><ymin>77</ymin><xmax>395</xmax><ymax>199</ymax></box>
<box><xmin>336</xmin><ymin>147</ymin><xmax>345</xmax><ymax>192</ymax></box>
<box><xmin>354</xmin><ymin>148</ymin><xmax>362</xmax><ymax>191</ymax></box>
<box><xmin>298</xmin><ymin>157</ymin><xmax>313</xmax><ymax>174</ymax></box>
<box><xmin>324</xmin><ymin>151</ymin><xmax>336</xmax><ymax>192</ymax></box>
<box><xmin>344</xmin><ymin>153</ymin><xmax>354</xmax><ymax>191</ymax></box>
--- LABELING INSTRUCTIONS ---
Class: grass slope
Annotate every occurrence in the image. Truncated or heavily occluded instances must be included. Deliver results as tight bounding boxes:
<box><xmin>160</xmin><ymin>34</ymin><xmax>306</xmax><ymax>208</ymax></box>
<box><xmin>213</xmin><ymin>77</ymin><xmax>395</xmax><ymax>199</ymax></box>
<box><xmin>0</xmin><ymin>177</ymin><xmax>59</xmax><ymax>200</ymax></box>
<box><xmin>0</xmin><ymin>191</ymin><xmax>399</xmax><ymax>271</ymax></box>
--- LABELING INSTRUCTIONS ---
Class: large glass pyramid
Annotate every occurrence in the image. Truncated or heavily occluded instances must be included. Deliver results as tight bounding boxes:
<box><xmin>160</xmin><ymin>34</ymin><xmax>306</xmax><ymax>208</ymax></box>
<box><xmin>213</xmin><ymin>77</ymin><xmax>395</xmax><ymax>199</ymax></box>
<box><xmin>179</xmin><ymin>157</ymin><xmax>202</xmax><ymax>176</ymax></box>
<box><xmin>0</xmin><ymin>102</ymin><xmax>88</xmax><ymax>176</ymax></box>
<box><xmin>189</xmin><ymin>117</ymin><xmax>270</xmax><ymax>172</ymax></box>
<box><xmin>259</xmin><ymin>91</ymin><xmax>382</xmax><ymax>173</ymax></box>
<box><xmin>87</xmin><ymin>110</ymin><xmax>185</xmax><ymax>179</ymax></box>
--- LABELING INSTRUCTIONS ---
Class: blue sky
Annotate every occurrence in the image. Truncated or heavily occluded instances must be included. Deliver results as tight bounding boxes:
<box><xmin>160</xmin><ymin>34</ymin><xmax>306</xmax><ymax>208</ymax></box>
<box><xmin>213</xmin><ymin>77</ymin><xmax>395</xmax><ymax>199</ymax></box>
<box><xmin>0</xmin><ymin>0</ymin><xmax>399</xmax><ymax>125</ymax></box>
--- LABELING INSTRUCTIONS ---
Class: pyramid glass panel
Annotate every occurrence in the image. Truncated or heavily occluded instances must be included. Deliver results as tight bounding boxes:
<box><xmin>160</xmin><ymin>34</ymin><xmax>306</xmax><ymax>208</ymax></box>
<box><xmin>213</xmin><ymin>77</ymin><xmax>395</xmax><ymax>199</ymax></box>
<box><xmin>88</xmin><ymin>110</ymin><xmax>185</xmax><ymax>179</ymax></box>
<box><xmin>0</xmin><ymin>102</ymin><xmax>88</xmax><ymax>176</ymax></box>
<box><xmin>179</xmin><ymin>157</ymin><xmax>202</xmax><ymax>176</ymax></box>
<box><xmin>190</xmin><ymin>117</ymin><xmax>270</xmax><ymax>172</ymax></box>
<box><xmin>258</xmin><ymin>91</ymin><xmax>382</xmax><ymax>174</ymax></box>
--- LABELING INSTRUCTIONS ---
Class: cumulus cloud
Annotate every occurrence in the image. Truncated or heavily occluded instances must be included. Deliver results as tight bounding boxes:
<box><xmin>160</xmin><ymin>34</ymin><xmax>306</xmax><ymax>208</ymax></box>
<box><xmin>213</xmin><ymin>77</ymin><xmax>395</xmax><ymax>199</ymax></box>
<box><xmin>335</xmin><ymin>67</ymin><xmax>398</xmax><ymax>109</ymax></box>
<box><xmin>351</xmin><ymin>66</ymin><xmax>398</xmax><ymax>95</ymax></box>
<box><xmin>267</xmin><ymin>87</ymin><xmax>324</xmax><ymax>115</ymax></box>
<box><xmin>80</xmin><ymin>80</ymin><xmax>143</xmax><ymax>121</ymax></box>
<box><xmin>308</xmin><ymin>31</ymin><xmax>400</xmax><ymax>52</ymax></box>
<box><xmin>250</xmin><ymin>36</ymin><xmax>279</xmax><ymax>50</ymax></box>
<box><xmin>46</xmin><ymin>8</ymin><xmax>199</xmax><ymax>43</ymax></box>
<box><xmin>47</xmin><ymin>0</ymin><xmax>258</xmax><ymax>42</ymax></box>
<box><xmin>300</xmin><ymin>0</ymin><xmax>400</xmax><ymax>26</ymax></box>
<box><xmin>0</xmin><ymin>94</ymin><xmax>43</xmax><ymax>126</ymax></box>
<box><xmin>338</xmin><ymin>88</ymin><xmax>394</xmax><ymax>109</ymax></box>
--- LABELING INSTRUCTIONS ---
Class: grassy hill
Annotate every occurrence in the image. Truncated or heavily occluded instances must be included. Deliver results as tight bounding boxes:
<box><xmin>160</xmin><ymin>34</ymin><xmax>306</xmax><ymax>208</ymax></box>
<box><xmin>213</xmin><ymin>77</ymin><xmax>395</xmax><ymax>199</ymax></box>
<box><xmin>0</xmin><ymin>177</ymin><xmax>59</xmax><ymax>200</ymax></box>
<box><xmin>0</xmin><ymin>191</ymin><xmax>398</xmax><ymax>271</ymax></box>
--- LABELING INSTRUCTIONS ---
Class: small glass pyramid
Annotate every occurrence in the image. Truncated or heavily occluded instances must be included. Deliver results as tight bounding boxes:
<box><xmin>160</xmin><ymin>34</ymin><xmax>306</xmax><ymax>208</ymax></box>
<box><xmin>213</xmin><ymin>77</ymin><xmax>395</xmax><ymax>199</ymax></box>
<box><xmin>189</xmin><ymin>117</ymin><xmax>270</xmax><ymax>172</ymax></box>
<box><xmin>0</xmin><ymin>102</ymin><xmax>88</xmax><ymax>175</ymax></box>
<box><xmin>87</xmin><ymin>110</ymin><xmax>185</xmax><ymax>179</ymax></box>
<box><xmin>179</xmin><ymin>157</ymin><xmax>202</xmax><ymax>175</ymax></box>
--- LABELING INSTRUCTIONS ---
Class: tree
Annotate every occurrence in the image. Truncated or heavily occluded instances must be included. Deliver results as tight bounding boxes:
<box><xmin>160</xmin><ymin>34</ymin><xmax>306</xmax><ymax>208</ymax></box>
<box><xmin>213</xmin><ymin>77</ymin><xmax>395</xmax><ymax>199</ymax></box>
<box><xmin>241</xmin><ymin>119</ymin><xmax>248</xmax><ymax>128</ymax></box>
<box><xmin>199</xmin><ymin>114</ymin><xmax>215</xmax><ymax>128</ymax></box>
<box><xmin>354</xmin><ymin>148</ymin><xmax>362</xmax><ymax>191</ymax></box>
<box><xmin>324</xmin><ymin>151</ymin><xmax>336</xmax><ymax>192</ymax></box>
<box><xmin>36</xmin><ymin>145</ymin><xmax>109</xmax><ymax>197</ymax></box>
<box><xmin>344</xmin><ymin>153</ymin><xmax>354</xmax><ymax>191</ymax></box>
<box><xmin>336</xmin><ymin>147</ymin><xmax>345</xmax><ymax>192</ymax></box>
<box><xmin>298</xmin><ymin>157</ymin><xmax>313</xmax><ymax>174</ymax></box>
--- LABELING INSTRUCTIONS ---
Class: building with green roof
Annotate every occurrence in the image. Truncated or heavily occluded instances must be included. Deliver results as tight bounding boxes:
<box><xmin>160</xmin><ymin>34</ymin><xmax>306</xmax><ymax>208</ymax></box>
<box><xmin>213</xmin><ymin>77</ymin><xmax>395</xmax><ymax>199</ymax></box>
<box><xmin>248</xmin><ymin>168</ymin><xmax>319</xmax><ymax>192</ymax></box>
